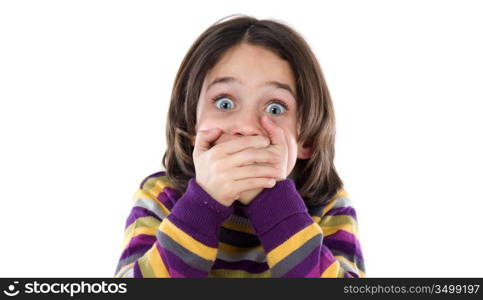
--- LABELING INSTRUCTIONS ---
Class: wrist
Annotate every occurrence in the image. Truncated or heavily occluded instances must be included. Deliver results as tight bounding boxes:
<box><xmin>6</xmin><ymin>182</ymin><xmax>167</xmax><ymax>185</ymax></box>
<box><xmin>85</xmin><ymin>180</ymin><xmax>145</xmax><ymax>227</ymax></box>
<box><xmin>168</xmin><ymin>178</ymin><xmax>234</xmax><ymax>247</ymax></box>
<box><xmin>243</xmin><ymin>179</ymin><xmax>308</xmax><ymax>235</ymax></box>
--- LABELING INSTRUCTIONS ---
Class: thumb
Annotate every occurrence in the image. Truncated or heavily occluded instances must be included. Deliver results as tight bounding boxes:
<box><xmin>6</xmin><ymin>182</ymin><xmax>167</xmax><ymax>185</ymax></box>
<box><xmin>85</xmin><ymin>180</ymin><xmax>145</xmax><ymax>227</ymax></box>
<box><xmin>261</xmin><ymin>115</ymin><xmax>285</xmax><ymax>146</ymax></box>
<box><xmin>193</xmin><ymin>128</ymin><xmax>222</xmax><ymax>154</ymax></box>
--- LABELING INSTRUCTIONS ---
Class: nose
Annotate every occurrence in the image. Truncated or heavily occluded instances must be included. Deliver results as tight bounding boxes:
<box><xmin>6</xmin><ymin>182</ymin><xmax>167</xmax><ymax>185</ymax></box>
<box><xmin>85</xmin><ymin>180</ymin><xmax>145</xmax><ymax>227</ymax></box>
<box><xmin>230</xmin><ymin>110</ymin><xmax>265</xmax><ymax>137</ymax></box>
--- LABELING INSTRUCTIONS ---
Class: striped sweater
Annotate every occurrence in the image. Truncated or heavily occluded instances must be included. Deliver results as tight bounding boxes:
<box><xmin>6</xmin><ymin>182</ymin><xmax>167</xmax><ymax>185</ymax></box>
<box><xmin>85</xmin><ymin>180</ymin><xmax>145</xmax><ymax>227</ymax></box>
<box><xmin>114</xmin><ymin>171</ymin><xmax>365</xmax><ymax>278</ymax></box>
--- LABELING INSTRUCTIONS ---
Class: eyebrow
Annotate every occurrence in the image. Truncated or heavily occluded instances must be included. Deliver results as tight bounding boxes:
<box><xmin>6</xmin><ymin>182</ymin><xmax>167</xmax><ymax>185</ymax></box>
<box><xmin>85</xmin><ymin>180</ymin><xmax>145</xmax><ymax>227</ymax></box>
<box><xmin>207</xmin><ymin>76</ymin><xmax>296</xmax><ymax>98</ymax></box>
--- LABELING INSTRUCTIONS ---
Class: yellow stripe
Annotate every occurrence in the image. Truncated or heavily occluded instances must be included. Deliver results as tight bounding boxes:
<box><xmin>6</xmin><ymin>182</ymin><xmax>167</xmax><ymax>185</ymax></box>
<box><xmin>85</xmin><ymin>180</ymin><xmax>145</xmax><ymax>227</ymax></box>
<box><xmin>125</xmin><ymin>216</ymin><xmax>161</xmax><ymax>233</ymax></box>
<box><xmin>147</xmin><ymin>242</ymin><xmax>170</xmax><ymax>277</ymax></box>
<box><xmin>121</xmin><ymin>217</ymin><xmax>159</xmax><ymax>250</ymax></box>
<box><xmin>122</xmin><ymin>226</ymin><xmax>157</xmax><ymax>249</ymax></box>
<box><xmin>221</xmin><ymin>220</ymin><xmax>256</xmax><ymax>235</ymax></box>
<box><xmin>319</xmin><ymin>214</ymin><xmax>357</xmax><ymax>228</ymax></box>
<box><xmin>321</xmin><ymin>189</ymin><xmax>349</xmax><ymax>216</ymax></box>
<box><xmin>322</xmin><ymin>201</ymin><xmax>336</xmax><ymax>216</ymax></box>
<box><xmin>133</xmin><ymin>189</ymin><xmax>171</xmax><ymax>216</ymax></box>
<box><xmin>137</xmin><ymin>250</ymin><xmax>155</xmax><ymax>277</ymax></box>
<box><xmin>218</xmin><ymin>242</ymin><xmax>264</xmax><ymax>255</ymax></box>
<box><xmin>160</xmin><ymin>218</ymin><xmax>217</xmax><ymax>261</ymax></box>
<box><xmin>321</xmin><ymin>224</ymin><xmax>360</xmax><ymax>239</ymax></box>
<box><xmin>266</xmin><ymin>223</ymin><xmax>321</xmax><ymax>266</ymax></box>
<box><xmin>147</xmin><ymin>178</ymin><xmax>171</xmax><ymax>199</ymax></box>
<box><xmin>320</xmin><ymin>260</ymin><xmax>341</xmax><ymax>277</ymax></box>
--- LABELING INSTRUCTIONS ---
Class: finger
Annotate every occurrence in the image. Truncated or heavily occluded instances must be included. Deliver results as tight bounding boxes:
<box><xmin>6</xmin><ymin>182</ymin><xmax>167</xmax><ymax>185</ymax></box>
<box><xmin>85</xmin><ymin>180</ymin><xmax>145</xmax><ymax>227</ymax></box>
<box><xmin>261</xmin><ymin>115</ymin><xmax>286</xmax><ymax>146</ymax></box>
<box><xmin>228</xmin><ymin>147</ymin><xmax>281</xmax><ymax>167</ymax></box>
<box><xmin>193</xmin><ymin>128</ymin><xmax>223</xmax><ymax>155</ymax></box>
<box><xmin>214</xmin><ymin>135</ymin><xmax>270</xmax><ymax>155</ymax></box>
<box><xmin>230</xmin><ymin>164</ymin><xmax>281</xmax><ymax>181</ymax></box>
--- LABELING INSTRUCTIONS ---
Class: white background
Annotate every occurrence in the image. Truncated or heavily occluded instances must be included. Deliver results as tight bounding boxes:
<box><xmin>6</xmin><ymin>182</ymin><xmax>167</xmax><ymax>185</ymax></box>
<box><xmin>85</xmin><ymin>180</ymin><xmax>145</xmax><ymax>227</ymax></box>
<box><xmin>1</xmin><ymin>0</ymin><xmax>482</xmax><ymax>277</ymax></box>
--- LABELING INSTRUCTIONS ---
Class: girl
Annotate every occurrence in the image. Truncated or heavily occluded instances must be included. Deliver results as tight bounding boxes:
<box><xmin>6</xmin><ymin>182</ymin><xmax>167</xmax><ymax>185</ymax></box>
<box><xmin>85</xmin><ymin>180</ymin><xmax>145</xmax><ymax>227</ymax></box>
<box><xmin>114</xmin><ymin>15</ymin><xmax>365</xmax><ymax>278</ymax></box>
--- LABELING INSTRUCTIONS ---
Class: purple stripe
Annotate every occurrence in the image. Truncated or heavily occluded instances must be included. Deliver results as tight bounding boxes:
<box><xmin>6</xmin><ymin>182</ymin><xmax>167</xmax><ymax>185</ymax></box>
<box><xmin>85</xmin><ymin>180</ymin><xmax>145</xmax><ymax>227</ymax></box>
<box><xmin>163</xmin><ymin>186</ymin><xmax>180</xmax><ymax>200</ymax></box>
<box><xmin>157</xmin><ymin>188</ymin><xmax>175</xmax><ymax>211</ymax></box>
<box><xmin>139</xmin><ymin>171</ymin><xmax>166</xmax><ymax>189</ymax></box>
<box><xmin>259</xmin><ymin>213</ymin><xmax>314</xmax><ymax>253</ymax></box>
<box><xmin>319</xmin><ymin>246</ymin><xmax>337</xmax><ymax>276</ymax></box>
<box><xmin>323</xmin><ymin>237</ymin><xmax>363</xmax><ymax>260</ymax></box>
<box><xmin>167</xmin><ymin>214</ymin><xmax>219</xmax><ymax>248</ymax></box>
<box><xmin>324</xmin><ymin>230</ymin><xmax>363</xmax><ymax>260</ymax></box>
<box><xmin>281</xmin><ymin>246</ymin><xmax>320</xmax><ymax>278</ymax></box>
<box><xmin>325</xmin><ymin>206</ymin><xmax>357</xmax><ymax>219</ymax></box>
<box><xmin>120</xmin><ymin>234</ymin><xmax>156</xmax><ymax>260</ymax></box>
<box><xmin>133</xmin><ymin>261</ymin><xmax>143</xmax><ymax>278</ymax></box>
<box><xmin>306</xmin><ymin>264</ymin><xmax>320</xmax><ymax>277</ymax></box>
<box><xmin>125</xmin><ymin>207</ymin><xmax>161</xmax><ymax>229</ymax></box>
<box><xmin>169</xmin><ymin>267</ymin><xmax>186</xmax><ymax>278</ymax></box>
<box><xmin>167</xmin><ymin>179</ymin><xmax>233</xmax><ymax>247</ymax></box>
<box><xmin>325</xmin><ymin>229</ymin><xmax>358</xmax><ymax>244</ymax></box>
<box><xmin>245</xmin><ymin>179</ymin><xmax>308</xmax><ymax>237</ymax></box>
<box><xmin>347</xmin><ymin>271</ymin><xmax>360</xmax><ymax>278</ymax></box>
<box><xmin>212</xmin><ymin>259</ymin><xmax>269</xmax><ymax>273</ymax></box>
<box><xmin>157</xmin><ymin>243</ymin><xmax>209</xmax><ymax>278</ymax></box>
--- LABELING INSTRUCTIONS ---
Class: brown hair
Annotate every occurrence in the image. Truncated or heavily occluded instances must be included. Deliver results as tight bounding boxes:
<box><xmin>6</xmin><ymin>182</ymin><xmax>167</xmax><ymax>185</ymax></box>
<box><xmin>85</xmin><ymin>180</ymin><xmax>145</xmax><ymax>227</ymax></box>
<box><xmin>162</xmin><ymin>15</ymin><xmax>343</xmax><ymax>206</ymax></box>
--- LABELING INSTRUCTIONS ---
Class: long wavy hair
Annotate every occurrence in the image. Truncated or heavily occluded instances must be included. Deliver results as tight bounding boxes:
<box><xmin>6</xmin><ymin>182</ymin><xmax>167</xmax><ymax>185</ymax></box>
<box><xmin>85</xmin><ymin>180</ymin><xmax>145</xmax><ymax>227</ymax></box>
<box><xmin>162</xmin><ymin>15</ymin><xmax>343</xmax><ymax>206</ymax></box>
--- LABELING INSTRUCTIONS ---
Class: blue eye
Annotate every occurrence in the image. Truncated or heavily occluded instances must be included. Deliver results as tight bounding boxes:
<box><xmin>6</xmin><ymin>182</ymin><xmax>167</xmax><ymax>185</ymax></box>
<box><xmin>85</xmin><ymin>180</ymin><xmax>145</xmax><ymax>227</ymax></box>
<box><xmin>266</xmin><ymin>102</ymin><xmax>287</xmax><ymax>115</ymax></box>
<box><xmin>214</xmin><ymin>97</ymin><xmax>234</xmax><ymax>110</ymax></box>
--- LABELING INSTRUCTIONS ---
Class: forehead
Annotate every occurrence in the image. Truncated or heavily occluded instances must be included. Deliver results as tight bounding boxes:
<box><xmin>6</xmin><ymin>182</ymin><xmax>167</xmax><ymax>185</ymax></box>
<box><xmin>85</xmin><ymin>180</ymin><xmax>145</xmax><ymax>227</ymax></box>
<box><xmin>204</xmin><ymin>43</ymin><xmax>296</xmax><ymax>91</ymax></box>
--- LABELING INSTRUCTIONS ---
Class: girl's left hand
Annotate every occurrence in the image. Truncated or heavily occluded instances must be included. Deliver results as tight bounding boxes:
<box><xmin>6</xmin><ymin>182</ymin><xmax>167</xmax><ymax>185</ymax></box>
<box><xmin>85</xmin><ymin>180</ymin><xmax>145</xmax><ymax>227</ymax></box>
<box><xmin>259</xmin><ymin>115</ymin><xmax>289</xmax><ymax>181</ymax></box>
<box><xmin>237</xmin><ymin>115</ymin><xmax>288</xmax><ymax>205</ymax></box>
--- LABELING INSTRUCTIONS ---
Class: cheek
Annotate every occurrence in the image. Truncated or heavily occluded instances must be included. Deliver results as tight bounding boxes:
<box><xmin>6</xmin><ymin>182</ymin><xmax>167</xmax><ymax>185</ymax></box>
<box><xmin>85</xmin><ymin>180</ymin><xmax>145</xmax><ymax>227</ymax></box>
<box><xmin>197</xmin><ymin>121</ymin><xmax>218</xmax><ymax>132</ymax></box>
<box><xmin>196</xmin><ymin>112</ymin><xmax>227</xmax><ymax>132</ymax></box>
<box><xmin>282</xmin><ymin>130</ymin><xmax>299</xmax><ymax>175</ymax></box>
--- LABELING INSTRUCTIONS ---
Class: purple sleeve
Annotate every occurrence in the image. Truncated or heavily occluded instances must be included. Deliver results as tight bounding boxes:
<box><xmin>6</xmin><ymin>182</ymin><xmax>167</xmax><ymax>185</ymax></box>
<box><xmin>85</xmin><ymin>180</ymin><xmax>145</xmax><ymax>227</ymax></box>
<box><xmin>116</xmin><ymin>178</ymin><xmax>233</xmax><ymax>278</ymax></box>
<box><xmin>168</xmin><ymin>178</ymin><xmax>234</xmax><ymax>247</ymax></box>
<box><xmin>243</xmin><ymin>179</ymin><xmax>365</xmax><ymax>278</ymax></box>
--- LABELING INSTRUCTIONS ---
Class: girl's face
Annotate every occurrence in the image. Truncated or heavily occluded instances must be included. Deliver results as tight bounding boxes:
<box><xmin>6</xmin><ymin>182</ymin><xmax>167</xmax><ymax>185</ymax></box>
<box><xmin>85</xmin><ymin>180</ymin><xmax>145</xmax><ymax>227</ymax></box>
<box><xmin>195</xmin><ymin>43</ymin><xmax>313</xmax><ymax>176</ymax></box>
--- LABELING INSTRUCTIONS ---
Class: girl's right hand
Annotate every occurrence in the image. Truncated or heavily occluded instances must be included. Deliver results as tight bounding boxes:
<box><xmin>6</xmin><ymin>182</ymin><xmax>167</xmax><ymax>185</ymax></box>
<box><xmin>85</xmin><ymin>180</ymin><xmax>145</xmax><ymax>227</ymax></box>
<box><xmin>193</xmin><ymin>128</ymin><xmax>281</xmax><ymax>207</ymax></box>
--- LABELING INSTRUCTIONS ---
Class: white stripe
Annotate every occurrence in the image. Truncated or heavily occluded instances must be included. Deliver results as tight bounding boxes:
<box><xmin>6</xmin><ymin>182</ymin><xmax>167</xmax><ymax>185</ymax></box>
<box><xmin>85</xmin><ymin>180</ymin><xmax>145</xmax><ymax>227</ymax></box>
<box><xmin>332</xmin><ymin>197</ymin><xmax>352</xmax><ymax>209</ymax></box>
<box><xmin>337</xmin><ymin>257</ymin><xmax>358</xmax><ymax>274</ymax></box>
<box><xmin>118</xmin><ymin>265</ymin><xmax>134</xmax><ymax>278</ymax></box>
<box><xmin>134</xmin><ymin>198</ymin><xmax>167</xmax><ymax>220</ymax></box>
